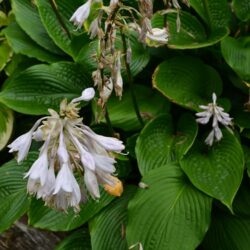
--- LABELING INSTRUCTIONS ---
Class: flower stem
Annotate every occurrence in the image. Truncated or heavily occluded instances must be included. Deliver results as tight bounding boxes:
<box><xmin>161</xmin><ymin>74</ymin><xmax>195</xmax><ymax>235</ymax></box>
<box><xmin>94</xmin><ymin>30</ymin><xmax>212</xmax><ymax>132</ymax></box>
<box><xmin>48</xmin><ymin>0</ymin><xmax>71</xmax><ymax>39</ymax></box>
<box><xmin>120</xmin><ymin>29</ymin><xmax>144</xmax><ymax>127</ymax></box>
<box><xmin>104</xmin><ymin>105</ymin><xmax>115</xmax><ymax>136</ymax></box>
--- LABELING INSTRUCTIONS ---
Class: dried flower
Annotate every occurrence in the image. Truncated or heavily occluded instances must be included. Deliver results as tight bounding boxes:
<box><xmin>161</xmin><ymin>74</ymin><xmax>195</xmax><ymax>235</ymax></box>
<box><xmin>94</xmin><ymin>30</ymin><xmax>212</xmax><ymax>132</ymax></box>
<box><xmin>99</xmin><ymin>77</ymin><xmax>114</xmax><ymax>105</ymax></box>
<box><xmin>113</xmin><ymin>51</ymin><xmax>123</xmax><ymax>98</ymax></box>
<box><xmin>196</xmin><ymin>93</ymin><xmax>233</xmax><ymax>146</ymax></box>
<box><xmin>109</xmin><ymin>0</ymin><xmax>119</xmax><ymax>8</ymax></box>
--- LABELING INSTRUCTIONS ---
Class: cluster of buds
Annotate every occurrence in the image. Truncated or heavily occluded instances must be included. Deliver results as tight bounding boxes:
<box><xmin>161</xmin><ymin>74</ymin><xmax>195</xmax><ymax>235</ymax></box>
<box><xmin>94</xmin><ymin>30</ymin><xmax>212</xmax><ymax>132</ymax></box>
<box><xmin>8</xmin><ymin>88</ymin><xmax>125</xmax><ymax>211</ymax></box>
<box><xmin>196</xmin><ymin>93</ymin><xmax>233</xmax><ymax>146</ymax></box>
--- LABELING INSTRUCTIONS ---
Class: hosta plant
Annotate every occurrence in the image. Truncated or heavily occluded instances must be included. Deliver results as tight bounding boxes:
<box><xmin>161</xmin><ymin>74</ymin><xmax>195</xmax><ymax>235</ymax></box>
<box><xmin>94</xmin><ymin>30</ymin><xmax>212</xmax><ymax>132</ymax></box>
<box><xmin>0</xmin><ymin>0</ymin><xmax>250</xmax><ymax>249</ymax></box>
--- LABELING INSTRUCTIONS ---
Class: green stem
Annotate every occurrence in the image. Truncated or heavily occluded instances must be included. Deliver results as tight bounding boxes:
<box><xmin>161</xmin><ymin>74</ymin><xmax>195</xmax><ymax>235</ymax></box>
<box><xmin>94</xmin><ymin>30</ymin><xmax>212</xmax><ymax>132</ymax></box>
<box><xmin>48</xmin><ymin>0</ymin><xmax>71</xmax><ymax>39</ymax></box>
<box><xmin>104</xmin><ymin>105</ymin><xmax>115</xmax><ymax>136</ymax></box>
<box><xmin>120</xmin><ymin>29</ymin><xmax>144</xmax><ymax>126</ymax></box>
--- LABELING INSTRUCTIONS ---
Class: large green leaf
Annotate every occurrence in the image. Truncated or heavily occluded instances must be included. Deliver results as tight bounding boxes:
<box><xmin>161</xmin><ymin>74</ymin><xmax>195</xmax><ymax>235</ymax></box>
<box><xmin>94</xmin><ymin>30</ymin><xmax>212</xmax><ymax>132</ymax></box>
<box><xmin>28</xmin><ymin>190</ymin><xmax>114</xmax><ymax>232</ymax></box>
<box><xmin>180</xmin><ymin>130</ymin><xmax>244</xmax><ymax>210</ymax></box>
<box><xmin>0</xmin><ymin>102</ymin><xmax>13</xmax><ymax>151</ymax></box>
<box><xmin>55</xmin><ymin>229</ymin><xmax>91</xmax><ymax>250</ymax></box>
<box><xmin>95</xmin><ymin>85</ymin><xmax>170</xmax><ymax>131</ymax></box>
<box><xmin>202</xmin><ymin>210</ymin><xmax>250</xmax><ymax>250</ymax></box>
<box><xmin>0</xmin><ymin>153</ymin><xmax>37</xmax><ymax>233</ymax></box>
<box><xmin>77</xmin><ymin>31</ymin><xmax>150</xmax><ymax>77</ymax></box>
<box><xmin>189</xmin><ymin>0</ymin><xmax>230</xmax><ymax>29</ymax></box>
<box><xmin>0</xmin><ymin>40</ymin><xmax>12</xmax><ymax>71</ymax></box>
<box><xmin>221</xmin><ymin>36</ymin><xmax>250</xmax><ymax>82</ymax></box>
<box><xmin>232</xmin><ymin>181</ymin><xmax>250</xmax><ymax>218</ymax></box>
<box><xmin>126</xmin><ymin>164</ymin><xmax>212</xmax><ymax>250</ymax></box>
<box><xmin>90</xmin><ymin>186</ymin><xmax>136</xmax><ymax>250</ymax></box>
<box><xmin>36</xmin><ymin>0</ymin><xmax>86</xmax><ymax>57</ymax></box>
<box><xmin>12</xmin><ymin>0</ymin><xmax>63</xmax><ymax>55</ymax></box>
<box><xmin>4</xmin><ymin>23</ymin><xmax>63</xmax><ymax>63</ymax></box>
<box><xmin>0</xmin><ymin>62</ymin><xmax>91</xmax><ymax>114</ymax></box>
<box><xmin>135</xmin><ymin>114</ymin><xmax>198</xmax><ymax>175</ymax></box>
<box><xmin>232</xmin><ymin>0</ymin><xmax>250</xmax><ymax>22</ymax></box>
<box><xmin>152</xmin><ymin>56</ymin><xmax>222</xmax><ymax>111</ymax></box>
<box><xmin>152</xmin><ymin>12</ymin><xmax>229</xmax><ymax>49</ymax></box>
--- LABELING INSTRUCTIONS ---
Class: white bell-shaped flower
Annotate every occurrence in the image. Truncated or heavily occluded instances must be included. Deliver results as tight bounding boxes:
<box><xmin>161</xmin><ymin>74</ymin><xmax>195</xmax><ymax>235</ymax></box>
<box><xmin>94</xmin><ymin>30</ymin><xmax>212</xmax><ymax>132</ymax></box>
<box><xmin>70</xmin><ymin>0</ymin><xmax>92</xmax><ymax>29</ymax></box>
<box><xmin>84</xmin><ymin>168</ymin><xmax>100</xmax><ymax>199</ymax></box>
<box><xmin>25</xmin><ymin>139</ymin><xmax>50</xmax><ymax>195</ymax></box>
<box><xmin>8</xmin><ymin>117</ymin><xmax>46</xmax><ymax>163</ymax></box>
<box><xmin>53</xmin><ymin>162</ymin><xmax>81</xmax><ymax>210</ymax></box>
<box><xmin>8</xmin><ymin>131</ymin><xmax>33</xmax><ymax>163</ymax></box>
<box><xmin>83</xmin><ymin>130</ymin><xmax>125</xmax><ymax>152</ymax></box>
<box><xmin>37</xmin><ymin>165</ymin><xmax>56</xmax><ymax>200</ymax></box>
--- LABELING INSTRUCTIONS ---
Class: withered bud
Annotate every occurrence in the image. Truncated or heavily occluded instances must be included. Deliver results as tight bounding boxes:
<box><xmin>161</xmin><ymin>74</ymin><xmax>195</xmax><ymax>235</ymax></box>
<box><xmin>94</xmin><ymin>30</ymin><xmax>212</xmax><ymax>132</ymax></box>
<box><xmin>138</xmin><ymin>0</ymin><xmax>153</xmax><ymax>19</ymax></box>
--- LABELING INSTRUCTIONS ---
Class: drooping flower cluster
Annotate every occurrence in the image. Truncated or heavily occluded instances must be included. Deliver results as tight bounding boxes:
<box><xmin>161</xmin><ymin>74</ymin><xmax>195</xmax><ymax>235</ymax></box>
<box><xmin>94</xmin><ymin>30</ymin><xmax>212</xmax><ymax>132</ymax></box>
<box><xmin>196</xmin><ymin>93</ymin><xmax>233</xmax><ymax>146</ymax></box>
<box><xmin>8</xmin><ymin>88</ymin><xmax>124</xmax><ymax>211</ymax></box>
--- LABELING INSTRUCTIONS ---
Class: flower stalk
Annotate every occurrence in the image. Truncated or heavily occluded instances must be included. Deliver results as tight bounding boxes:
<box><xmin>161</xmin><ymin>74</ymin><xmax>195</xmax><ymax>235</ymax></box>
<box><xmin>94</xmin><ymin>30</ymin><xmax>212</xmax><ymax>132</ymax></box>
<box><xmin>120</xmin><ymin>28</ymin><xmax>145</xmax><ymax>126</ymax></box>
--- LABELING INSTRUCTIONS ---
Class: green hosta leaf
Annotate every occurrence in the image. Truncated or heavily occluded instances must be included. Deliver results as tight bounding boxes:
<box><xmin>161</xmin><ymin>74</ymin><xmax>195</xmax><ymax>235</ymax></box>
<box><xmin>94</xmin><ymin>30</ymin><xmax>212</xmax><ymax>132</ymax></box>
<box><xmin>28</xmin><ymin>190</ymin><xmax>114</xmax><ymax>232</ymax></box>
<box><xmin>55</xmin><ymin>229</ymin><xmax>91</xmax><ymax>250</ymax></box>
<box><xmin>126</xmin><ymin>164</ymin><xmax>212</xmax><ymax>250</ymax></box>
<box><xmin>189</xmin><ymin>0</ymin><xmax>230</xmax><ymax>29</ymax></box>
<box><xmin>221</xmin><ymin>36</ymin><xmax>250</xmax><ymax>82</ymax></box>
<box><xmin>244</xmin><ymin>146</ymin><xmax>250</xmax><ymax>177</ymax></box>
<box><xmin>232</xmin><ymin>108</ymin><xmax>250</xmax><ymax>130</ymax></box>
<box><xmin>95</xmin><ymin>85</ymin><xmax>170</xmax><ymax>131</ymax></box>
<box><xmin>152</xmin><ymin>56</ymin><xmax>222</xmax><ymax>111</ymax></box>
<box><xmin>90</xmin><ymin>186</ymin><xmax>136</xmax><ymax>250</ymax></box>
<box><xmin>0</xmin><ymin>153</ymin><xmax>37</xmax><ymax>233</ymax></box>
<box><xmin>4</xmin><ymin>23</ymin><xmax>63</xmax><ymax>63</ymax></box>
<box><xmin>0</xmin><ymin>103</ymin><xmax>13</xmax><ymax>151</ymax></box>
<box><xmin>152</xmin><ymin>11</ymin><xmax>228</xmax><ymax>49</ymax></box>
<box><xmin>76</xmin><ymin>31</ymin><xmax>150</xmax><ymax>77</ymax></box>
<box><xmin>232</xmin><ymin>0</ymin><xmax>250</xmax><ymax>22</ymax></box>
<box><xmin>136</xmin><ymin>114</ymin><xmax>198</xmax><ymax>175</ymax></box>
<box><xmin>0</xmin><ymin>62</ymin><xmax>91</xmax><ymax>114</ymax></box>
<box><xmin>36</xmin><ymin>0</ymin><xmax>87</xmax><ymax>57</ymax></box>
<box><xmin>0</xmin><ymin>40</ymin><xmax>12</xmax><ymax>71</ymax></box>
<box><xmin>12</xmin><ymin>0</ymin><xmax>64</xmax><ymax>55</ymax></box>
<box><xmin>233</xmin><ymin>181</ymin><xmax>250</xmax><ymax>218</ymax></box>
<box><xmin>0</xmin><ymin>10</ymin><xmax>8</xmax><ymax>26</ymax></box>
<box><xmin>202</xmin><ymin>210</ymin><xmax>250</xmax><ymax>250</ymax></box>
<box><xmin>180</xmin><ymin>130</ymin><xmax>244</xmax><ymax>210</ymax></box>
<box><xmin>152</xmin><ymin>0</ymin><xmax>230</xmax><ymax>50</ymax></box>
<box><xmin>4</xmin><ymin>54</ymin><xmax>39</xmax><ymax>77</ymax></box>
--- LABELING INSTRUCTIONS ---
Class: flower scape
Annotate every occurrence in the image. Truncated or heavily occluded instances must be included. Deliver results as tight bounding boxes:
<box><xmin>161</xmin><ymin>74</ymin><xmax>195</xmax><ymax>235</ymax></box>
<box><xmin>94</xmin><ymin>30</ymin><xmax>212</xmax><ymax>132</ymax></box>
<box><xmin>8</xmin><ymin>88</ymin><xmax>124</xmax><ymax>212</ymax></box>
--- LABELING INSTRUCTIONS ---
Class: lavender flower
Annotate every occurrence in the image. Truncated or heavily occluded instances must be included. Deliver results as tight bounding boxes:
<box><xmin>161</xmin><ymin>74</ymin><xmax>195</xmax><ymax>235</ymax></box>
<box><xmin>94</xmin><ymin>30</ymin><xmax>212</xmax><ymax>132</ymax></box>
<box><xmin>196</xmin><ymin>93</ymin><xmax>233</xmax><ymax>146</ymax></box>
